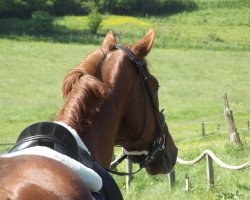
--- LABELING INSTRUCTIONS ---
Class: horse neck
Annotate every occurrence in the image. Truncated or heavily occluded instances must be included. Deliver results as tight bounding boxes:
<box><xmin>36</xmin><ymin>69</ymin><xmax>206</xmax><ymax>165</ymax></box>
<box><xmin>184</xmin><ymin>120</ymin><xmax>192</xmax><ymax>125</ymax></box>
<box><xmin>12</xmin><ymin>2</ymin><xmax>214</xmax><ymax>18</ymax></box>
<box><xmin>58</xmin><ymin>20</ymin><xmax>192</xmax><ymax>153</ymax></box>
<box><xmin>57</xmin><ymin>51</ymin><xmax>134</xmax><ymax>167</ymax></box>
<box><xmin>87</xmin><ymin>95</ymin><xmax>124</xmax><ymax>166</ymax></box>
<box><xmin>57</xmin><ymin>88</ymin><xmax>125</xmax><ymax>168</ymax></box>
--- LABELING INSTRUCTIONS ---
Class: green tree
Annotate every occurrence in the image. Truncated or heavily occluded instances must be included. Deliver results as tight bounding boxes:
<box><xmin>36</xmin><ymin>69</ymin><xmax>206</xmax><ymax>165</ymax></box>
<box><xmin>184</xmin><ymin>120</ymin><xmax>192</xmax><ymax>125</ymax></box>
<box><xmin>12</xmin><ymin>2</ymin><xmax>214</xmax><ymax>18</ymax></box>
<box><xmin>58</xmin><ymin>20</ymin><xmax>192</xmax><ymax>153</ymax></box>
<box><xmin>31</xmin><ymin>11</ymin><xmax>53</xmax><ymax>34</ymax></box>
<box><xmin>88</xmin><ymin>8</ymin><xmax>102</xmax><ymax>34</ymax></box>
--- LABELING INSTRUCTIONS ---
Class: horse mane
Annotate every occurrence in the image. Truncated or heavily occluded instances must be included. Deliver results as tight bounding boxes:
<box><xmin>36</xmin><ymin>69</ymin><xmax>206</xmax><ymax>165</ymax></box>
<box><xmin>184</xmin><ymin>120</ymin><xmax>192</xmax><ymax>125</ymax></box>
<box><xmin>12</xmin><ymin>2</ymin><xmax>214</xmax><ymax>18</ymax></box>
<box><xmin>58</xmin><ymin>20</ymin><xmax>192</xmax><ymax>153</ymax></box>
<box><xmin>57</xmin><ymin>49</ymin><xmax>110</xmax><ymax>134</ymax></box>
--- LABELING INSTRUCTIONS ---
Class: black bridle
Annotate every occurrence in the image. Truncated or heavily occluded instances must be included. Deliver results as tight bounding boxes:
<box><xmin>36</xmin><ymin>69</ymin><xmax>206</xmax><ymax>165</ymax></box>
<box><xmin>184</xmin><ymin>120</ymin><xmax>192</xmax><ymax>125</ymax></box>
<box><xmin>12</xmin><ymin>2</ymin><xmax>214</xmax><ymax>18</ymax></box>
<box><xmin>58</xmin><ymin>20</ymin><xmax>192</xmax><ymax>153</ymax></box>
<box><xmin>106</xmin><ymin>44</ymin><xmax>167</xmax><ymax>176</ymax></box>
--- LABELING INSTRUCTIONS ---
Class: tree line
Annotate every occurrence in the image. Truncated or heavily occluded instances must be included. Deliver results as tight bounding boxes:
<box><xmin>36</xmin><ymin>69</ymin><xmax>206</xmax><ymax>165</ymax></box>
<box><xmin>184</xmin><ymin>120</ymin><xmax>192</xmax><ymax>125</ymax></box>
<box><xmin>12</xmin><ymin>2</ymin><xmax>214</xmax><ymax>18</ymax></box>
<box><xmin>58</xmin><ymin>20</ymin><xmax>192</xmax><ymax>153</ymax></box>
<box><xmin>0</xmin><ymin>0</ymin><xmax>196</xmax><ymax>18</ymax></box>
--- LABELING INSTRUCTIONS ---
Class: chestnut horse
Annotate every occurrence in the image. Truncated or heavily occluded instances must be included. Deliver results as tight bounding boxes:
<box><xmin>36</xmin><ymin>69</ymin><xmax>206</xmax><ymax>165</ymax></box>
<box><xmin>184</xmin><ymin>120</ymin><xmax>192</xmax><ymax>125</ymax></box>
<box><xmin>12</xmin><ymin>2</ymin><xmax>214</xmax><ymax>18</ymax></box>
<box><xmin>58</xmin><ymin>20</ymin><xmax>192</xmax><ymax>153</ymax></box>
<box><xmin>0</xmin><ymin>29</ymin><xmax>177</xmax><ymax>200</ymax></box>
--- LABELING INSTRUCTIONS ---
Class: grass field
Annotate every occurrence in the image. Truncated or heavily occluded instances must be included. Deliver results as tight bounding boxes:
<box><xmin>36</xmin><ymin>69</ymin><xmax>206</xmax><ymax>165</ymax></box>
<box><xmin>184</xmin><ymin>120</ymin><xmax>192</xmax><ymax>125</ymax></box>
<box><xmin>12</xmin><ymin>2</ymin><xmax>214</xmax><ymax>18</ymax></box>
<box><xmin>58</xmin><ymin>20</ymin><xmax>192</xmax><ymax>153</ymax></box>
<box><xmin>0</xmin><ymin>3</ymin><xmax>250</xmax><ymax>200</ymax></box>
<box><xmin>0</xmin><ymin>39</ymin><xmax>249</xmax><ymax>199</ymax></box>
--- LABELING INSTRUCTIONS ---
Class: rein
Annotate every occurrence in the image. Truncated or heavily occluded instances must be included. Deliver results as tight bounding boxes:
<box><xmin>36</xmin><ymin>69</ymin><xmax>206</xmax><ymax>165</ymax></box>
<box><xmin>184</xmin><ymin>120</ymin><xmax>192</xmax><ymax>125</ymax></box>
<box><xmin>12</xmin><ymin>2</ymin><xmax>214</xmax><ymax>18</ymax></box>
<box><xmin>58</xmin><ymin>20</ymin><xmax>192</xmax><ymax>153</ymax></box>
<box><xmin>106</xmin><ymin>44</ymin><xmax>167</xmax><ymax>176</ymax></box>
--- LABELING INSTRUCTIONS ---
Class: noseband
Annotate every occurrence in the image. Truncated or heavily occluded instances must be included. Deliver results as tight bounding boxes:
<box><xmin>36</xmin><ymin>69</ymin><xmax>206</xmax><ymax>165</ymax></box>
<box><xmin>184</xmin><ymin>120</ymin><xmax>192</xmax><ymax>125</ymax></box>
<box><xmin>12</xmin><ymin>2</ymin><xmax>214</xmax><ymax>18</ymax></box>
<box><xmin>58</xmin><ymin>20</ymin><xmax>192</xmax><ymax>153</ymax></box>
<box><xmin>108</xmin><ymin>44</ymin><xmax>167</xmax><ymax>176</ymax></box>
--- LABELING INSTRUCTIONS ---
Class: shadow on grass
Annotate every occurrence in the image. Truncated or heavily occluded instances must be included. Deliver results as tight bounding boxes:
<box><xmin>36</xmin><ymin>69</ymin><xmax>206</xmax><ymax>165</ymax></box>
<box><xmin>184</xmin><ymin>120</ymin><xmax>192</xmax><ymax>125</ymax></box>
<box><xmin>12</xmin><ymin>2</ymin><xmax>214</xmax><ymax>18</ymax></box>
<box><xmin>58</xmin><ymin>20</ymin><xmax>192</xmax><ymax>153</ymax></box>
<box><xmin>0</xmin><ymin>18</ymin><xmax>103</xmax><ymax>45</ymax></box>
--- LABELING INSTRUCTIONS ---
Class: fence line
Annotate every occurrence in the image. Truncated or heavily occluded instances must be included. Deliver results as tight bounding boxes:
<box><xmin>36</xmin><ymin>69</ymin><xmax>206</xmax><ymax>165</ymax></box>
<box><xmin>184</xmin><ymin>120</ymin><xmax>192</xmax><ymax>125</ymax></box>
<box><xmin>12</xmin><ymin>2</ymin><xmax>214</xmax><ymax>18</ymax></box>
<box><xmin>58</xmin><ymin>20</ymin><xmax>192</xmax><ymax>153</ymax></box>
<box><xmin>171</xmin><ymin>110</ymin><xmax>248</xmax><ymax>124</ymax></box>
<box><xmin>171</xmin><ymin>123</ymin><xmax>247</xmax><ymax>141</ymax></box>
<box><xmin>176</xmin><ymin>132</ymin><xmax>222</xmax><ymax>143</ymax></box>
<box><xmin>172</xmin><ymin>118</ymin><xmax>248</xmax><ymax>128</ymax></box>
<box><xmin>177</xmin><ymin>149</ymin><xmax>250</xmax><ymax>170</ymax></box>
<box><xmin>124</xmin><ymin>148</ymin><xmax>250</xmax><ymax>191</ymax></box>
<box><xmin>166</xmin><ymin>149</ymin><xmax>250</xmax><ymax>189</ymax></box>
<box><xmin>171</xmin><ymin>113</ymin><xmax>225</xmax><ymax>127</ymax></box>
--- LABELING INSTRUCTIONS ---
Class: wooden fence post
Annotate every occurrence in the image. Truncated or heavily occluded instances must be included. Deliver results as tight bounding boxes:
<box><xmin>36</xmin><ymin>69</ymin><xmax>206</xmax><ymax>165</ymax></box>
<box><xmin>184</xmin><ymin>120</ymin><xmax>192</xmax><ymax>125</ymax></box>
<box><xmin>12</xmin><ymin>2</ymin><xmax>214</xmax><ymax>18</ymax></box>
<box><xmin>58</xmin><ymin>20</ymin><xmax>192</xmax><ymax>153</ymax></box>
<box><xmin>206</xmin><ymin>154</ymin><xmax>214</xmax><ymax>188</ymax></box>
<box><xmin>168</xmin><ymin>169</ymin><xmax>175</xmax><ymax>191</ymax></box>
<box><xmin>201</xmin><ymin>121</ymin><xmax>205</xmax><ymax>136</ymax></box>
<box><xmin>126</xmin><ymin>159</ymin><xmax>133</xmax><ymax>192</ymax></box>
<box><xmin>223</xmin><ymin>93</ymin><xmax>241</xmax><ymax>146</ymax></box>
<box><xmin>185</xmin><ymin>174</ymin><xmax>189</xmax><ymax>193</ymax></box>
<box><xmin>111</xmin><ymin>151</ymin><xmax>117</xmax><ymax>171</ymax></box>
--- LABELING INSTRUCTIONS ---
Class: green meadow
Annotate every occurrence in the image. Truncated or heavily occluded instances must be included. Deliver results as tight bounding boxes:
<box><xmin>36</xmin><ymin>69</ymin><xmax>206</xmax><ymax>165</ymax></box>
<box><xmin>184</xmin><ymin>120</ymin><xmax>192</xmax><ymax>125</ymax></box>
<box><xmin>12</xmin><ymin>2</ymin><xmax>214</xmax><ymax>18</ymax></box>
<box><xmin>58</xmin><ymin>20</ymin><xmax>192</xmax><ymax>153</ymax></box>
<box><xmin>0</xmin><ymin>3</ymin><xmax>249</xmax><ymax>200</ymax></box>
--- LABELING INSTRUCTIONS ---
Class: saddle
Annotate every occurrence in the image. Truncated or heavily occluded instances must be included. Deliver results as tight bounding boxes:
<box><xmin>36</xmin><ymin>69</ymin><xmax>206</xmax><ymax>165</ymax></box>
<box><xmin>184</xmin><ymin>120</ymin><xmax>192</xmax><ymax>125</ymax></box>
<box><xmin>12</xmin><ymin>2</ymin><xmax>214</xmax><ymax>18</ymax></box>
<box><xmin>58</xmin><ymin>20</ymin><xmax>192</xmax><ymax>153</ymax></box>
<box><xmin>9</xmin><ymin>122</ymin><xmax>123</xmax><ymax>200</ymax></box>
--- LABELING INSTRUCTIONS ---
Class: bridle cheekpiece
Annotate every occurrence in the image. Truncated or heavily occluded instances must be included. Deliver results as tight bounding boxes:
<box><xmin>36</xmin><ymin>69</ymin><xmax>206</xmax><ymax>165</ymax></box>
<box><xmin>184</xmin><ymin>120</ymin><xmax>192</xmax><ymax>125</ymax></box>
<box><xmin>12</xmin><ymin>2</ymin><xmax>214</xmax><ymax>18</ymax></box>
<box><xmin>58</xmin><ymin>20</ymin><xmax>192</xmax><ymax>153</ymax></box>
<box><xmin>107</xmin><ymin>44</ymin><xmax>167</xmax><ymax>176</ymax></box>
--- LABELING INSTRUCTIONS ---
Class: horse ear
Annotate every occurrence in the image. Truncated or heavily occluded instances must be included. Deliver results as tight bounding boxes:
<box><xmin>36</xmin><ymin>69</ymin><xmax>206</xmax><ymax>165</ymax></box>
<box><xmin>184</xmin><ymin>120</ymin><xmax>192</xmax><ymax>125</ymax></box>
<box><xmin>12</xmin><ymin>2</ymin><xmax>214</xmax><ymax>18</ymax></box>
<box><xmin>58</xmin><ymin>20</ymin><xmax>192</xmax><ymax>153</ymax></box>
<box><xmin>134</xmin><ymin>28</ymin><xmax>155</xmax><ymax>57</ymax></box>
<box><xmin>102</xmin><ymin>31</ymin><xmax>117</xmax><ymax>52</ymax></box>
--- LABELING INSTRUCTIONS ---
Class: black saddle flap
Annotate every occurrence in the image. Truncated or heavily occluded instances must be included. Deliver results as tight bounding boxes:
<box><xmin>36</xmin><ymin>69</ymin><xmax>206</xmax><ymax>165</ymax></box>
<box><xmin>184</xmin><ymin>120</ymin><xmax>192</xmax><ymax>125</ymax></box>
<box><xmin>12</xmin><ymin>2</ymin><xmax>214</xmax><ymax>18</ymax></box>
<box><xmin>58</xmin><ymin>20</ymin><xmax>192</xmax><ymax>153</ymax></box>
<box><xmin>10</xmin><ymin>122</ymin><xmax>79</xmax><ymax>160</ymax></box>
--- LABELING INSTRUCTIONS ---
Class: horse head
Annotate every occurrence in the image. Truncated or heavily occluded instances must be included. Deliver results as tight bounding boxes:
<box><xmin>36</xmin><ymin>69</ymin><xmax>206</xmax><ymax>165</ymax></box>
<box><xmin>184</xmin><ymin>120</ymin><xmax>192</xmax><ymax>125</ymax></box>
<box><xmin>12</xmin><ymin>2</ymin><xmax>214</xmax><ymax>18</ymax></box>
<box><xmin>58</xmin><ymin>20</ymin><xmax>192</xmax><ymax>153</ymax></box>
<box><xmin>57</xmin><ymin>29</ymin><xmax>178</xmax><ymax>175</ymax></box>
